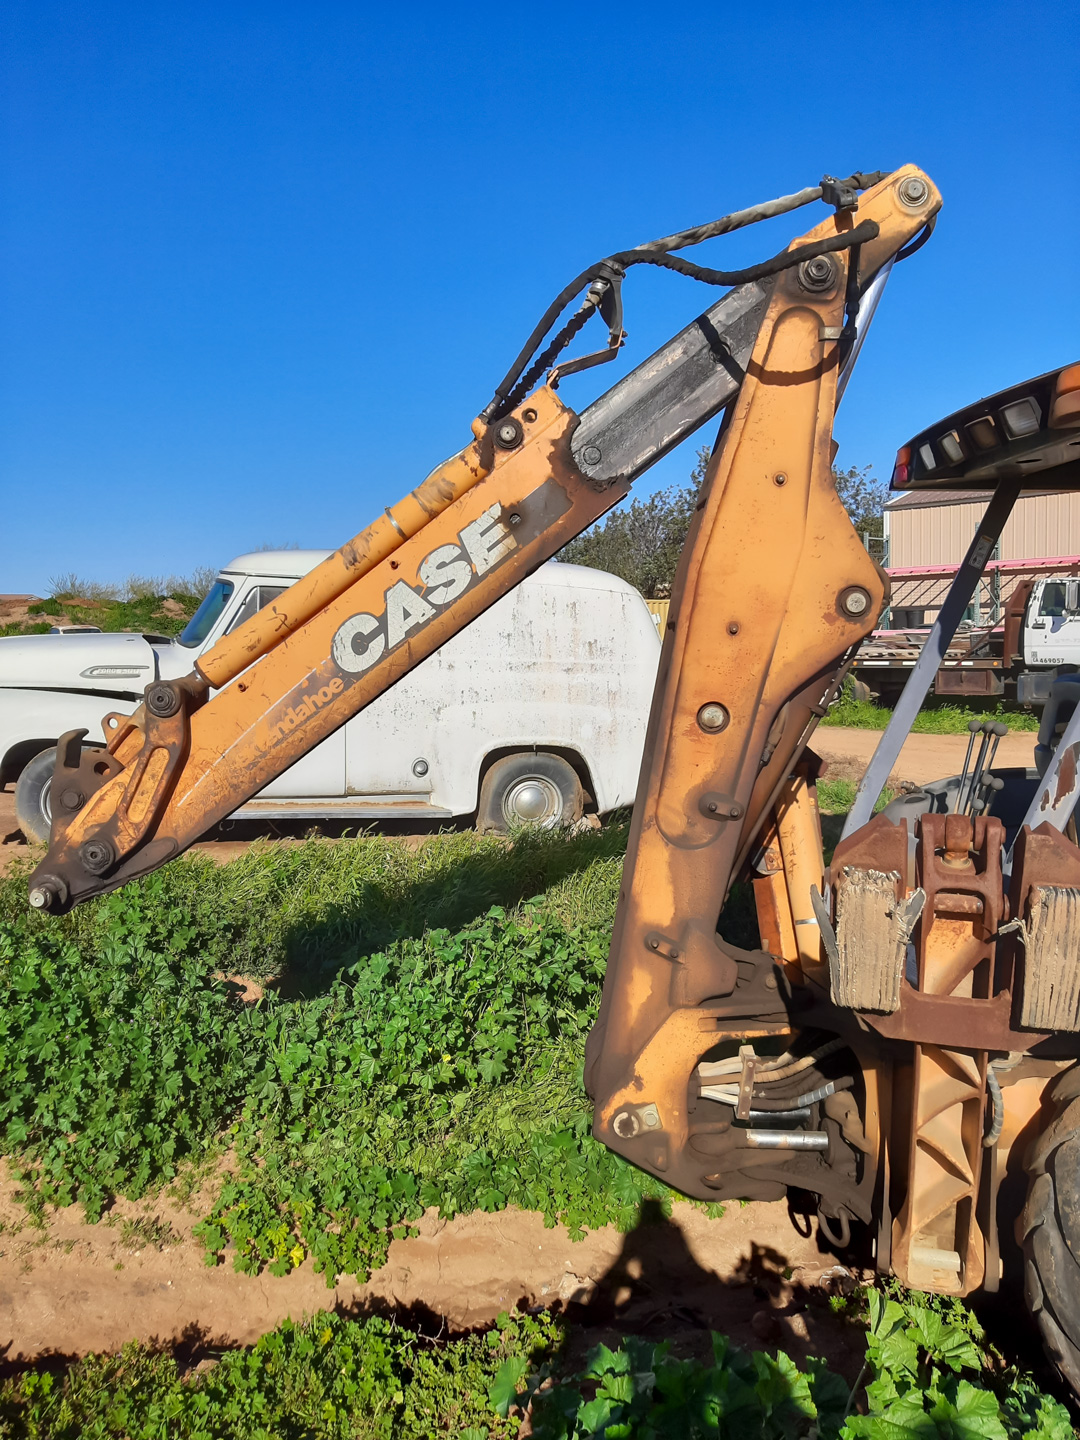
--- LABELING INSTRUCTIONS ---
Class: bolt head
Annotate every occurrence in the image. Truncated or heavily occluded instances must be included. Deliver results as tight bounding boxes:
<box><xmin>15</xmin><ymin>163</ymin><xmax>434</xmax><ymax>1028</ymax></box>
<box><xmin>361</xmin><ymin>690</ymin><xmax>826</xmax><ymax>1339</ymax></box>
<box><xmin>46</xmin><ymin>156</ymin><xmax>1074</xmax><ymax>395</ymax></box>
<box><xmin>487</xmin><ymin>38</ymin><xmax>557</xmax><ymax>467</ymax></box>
<box><xmin>898</xmin><ymin>176</ymin><xmax>929</xmax><ymax>207</ymax></box>
<box><xmin>60</xmin><ymin>788</ymin><xmax>85</xmax><ymax>811</ymax></box>
<box><xmin>28</xmin><ymin>874</ymin><xmax>67</xmax><ymax>911</ymax></box>
<box><xmin>697</xmin><ymin>702</ymin><xmax>730</xmax><ymax>733</ymax></box>
<box><xmin>145</xmin><ymin>683</ymin><xmax>181</xmax><ymax>718</ymax></box>
<box><xmin>580</xmin><ymin>444</ymin><xmax>602</xmax><ymax>467</ymax></box>
<box><xmin>412</xmin><ymin>758</ymin><xmax>429</xmax><ymax>778</ymax></box>
<box><xmin>79</xmin><ymin>838</ymin><xmax>116</xmax><ymax>875</ymax></box>
<box><xmin>798</xmin><ymin>255</ymin><xmax>836</xmax><ymax>292</ymax></box>
<box><xmin>839</xmin><ymin>587</ymin><xmax>871</xmax><ymax>618</ymax></box>
<box><xmin>492</xmin><ymin>417</ymin><xmax>524</xmax><ymax>451</ymax></box>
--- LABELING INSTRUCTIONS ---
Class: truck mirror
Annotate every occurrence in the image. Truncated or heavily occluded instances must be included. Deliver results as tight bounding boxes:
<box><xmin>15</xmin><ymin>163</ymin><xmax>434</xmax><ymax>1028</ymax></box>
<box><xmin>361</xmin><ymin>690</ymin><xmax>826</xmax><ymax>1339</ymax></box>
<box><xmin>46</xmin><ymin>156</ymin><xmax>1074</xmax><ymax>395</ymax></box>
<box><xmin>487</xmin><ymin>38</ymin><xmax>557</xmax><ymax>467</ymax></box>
<box><xmin>1067</xmin><ymin>580</ymin><xmax>1080</xmax><ymax>614</ymax></box>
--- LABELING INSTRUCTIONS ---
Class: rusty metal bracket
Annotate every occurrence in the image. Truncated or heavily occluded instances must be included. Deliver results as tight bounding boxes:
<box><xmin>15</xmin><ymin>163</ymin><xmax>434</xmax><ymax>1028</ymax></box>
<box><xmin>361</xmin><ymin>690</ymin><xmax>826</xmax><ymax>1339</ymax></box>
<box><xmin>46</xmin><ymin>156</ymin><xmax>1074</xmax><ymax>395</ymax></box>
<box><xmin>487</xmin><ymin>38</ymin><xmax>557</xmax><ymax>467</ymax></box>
<box><xmin>735</xmin><ymin>1046</ymin><xmax>759</xmax><ymax>1121</ymax></box>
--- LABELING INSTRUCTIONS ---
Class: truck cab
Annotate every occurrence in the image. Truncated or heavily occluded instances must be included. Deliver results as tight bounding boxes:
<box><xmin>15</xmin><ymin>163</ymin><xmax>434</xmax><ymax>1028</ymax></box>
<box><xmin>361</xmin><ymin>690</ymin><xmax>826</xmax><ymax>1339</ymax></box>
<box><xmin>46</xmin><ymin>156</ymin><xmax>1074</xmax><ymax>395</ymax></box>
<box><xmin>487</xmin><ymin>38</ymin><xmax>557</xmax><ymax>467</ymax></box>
<box><xmin>1021</xmin><ymin>576</ymin><xmax>1080</xmax><ymax>668</ymax></box>
<box><xmin>2</xmin><ymin>551</ymin><xmax>660</xmax><ymax>842</ymax></box>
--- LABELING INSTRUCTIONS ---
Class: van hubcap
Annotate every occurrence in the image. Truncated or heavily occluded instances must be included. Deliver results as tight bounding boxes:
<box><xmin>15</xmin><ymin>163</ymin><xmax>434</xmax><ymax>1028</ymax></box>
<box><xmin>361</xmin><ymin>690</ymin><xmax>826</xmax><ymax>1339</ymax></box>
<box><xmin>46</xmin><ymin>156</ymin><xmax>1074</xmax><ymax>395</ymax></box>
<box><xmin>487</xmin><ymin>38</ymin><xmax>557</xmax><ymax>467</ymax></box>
<box><xmin>502</xmin><ymin>776</ymin><xmax>561</xmax><ymax>827</ymax></box>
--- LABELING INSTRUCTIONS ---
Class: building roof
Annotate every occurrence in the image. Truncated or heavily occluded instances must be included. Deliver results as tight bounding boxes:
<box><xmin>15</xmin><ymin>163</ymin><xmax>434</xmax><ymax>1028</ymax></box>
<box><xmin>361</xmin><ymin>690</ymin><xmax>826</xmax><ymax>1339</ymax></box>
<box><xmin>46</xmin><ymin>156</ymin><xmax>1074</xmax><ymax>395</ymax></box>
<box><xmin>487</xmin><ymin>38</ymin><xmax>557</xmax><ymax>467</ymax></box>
<box><xmin>885</xmin><ymin>487</ymin><xmax>1062</xmax><ymax>512</ymax></box>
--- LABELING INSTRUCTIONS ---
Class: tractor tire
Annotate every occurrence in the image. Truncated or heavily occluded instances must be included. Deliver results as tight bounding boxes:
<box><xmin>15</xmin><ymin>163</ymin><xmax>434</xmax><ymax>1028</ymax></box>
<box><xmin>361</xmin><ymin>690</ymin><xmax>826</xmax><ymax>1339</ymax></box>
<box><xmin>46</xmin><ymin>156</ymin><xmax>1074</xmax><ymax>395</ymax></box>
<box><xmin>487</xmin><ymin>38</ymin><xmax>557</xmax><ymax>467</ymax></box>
<box><xmin>476</xmin><ymin>752</ymin><xmax>583</xmax><ymax>834</ymax></box>
<box><xmin>1018</xmin><ymin>1065</ymin><xmax>1080</xmax><ymax>1397</ymax></box>
<box><xmin>14</xmin><ymin>746</ymin><xmax>57</xmax><ymax>845</ymax></box>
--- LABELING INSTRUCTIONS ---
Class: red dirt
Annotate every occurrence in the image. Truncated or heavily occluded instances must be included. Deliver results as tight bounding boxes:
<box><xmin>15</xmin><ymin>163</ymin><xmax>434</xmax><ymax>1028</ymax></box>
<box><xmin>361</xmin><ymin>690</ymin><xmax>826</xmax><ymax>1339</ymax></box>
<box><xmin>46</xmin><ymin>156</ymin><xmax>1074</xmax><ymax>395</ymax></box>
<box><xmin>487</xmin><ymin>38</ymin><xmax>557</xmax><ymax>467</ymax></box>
<box><xmin>0</xmin><ymin>1166</ymin><xmax>866</xmax><ymax>1371</ymax></box>
<box><xmin>814</xmin><ymin>725</ymin><xmax>1035</xmax><ymax>787</ymax></box>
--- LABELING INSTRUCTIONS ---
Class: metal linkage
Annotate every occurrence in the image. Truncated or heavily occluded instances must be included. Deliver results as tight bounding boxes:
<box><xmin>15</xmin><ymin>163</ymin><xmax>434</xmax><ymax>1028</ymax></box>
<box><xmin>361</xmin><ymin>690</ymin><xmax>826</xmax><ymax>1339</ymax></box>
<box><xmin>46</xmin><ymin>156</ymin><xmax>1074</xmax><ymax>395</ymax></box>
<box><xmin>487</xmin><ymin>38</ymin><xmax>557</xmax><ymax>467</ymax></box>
<box><xmin>842</xmin><ymin>478</ymin><xmax>1023</xmax><ymax>839</ymax></box>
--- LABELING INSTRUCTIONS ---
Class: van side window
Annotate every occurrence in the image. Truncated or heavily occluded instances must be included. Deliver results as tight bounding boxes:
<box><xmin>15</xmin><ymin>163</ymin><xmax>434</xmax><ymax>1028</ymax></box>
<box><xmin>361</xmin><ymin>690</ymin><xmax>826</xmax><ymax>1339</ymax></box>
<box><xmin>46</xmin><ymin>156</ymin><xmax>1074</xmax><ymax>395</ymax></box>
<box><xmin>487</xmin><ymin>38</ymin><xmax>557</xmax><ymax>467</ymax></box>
<box><xmin>226</xmin><ymin>585</ymin><xmax>288</xmax><ymax>634</ymax></box>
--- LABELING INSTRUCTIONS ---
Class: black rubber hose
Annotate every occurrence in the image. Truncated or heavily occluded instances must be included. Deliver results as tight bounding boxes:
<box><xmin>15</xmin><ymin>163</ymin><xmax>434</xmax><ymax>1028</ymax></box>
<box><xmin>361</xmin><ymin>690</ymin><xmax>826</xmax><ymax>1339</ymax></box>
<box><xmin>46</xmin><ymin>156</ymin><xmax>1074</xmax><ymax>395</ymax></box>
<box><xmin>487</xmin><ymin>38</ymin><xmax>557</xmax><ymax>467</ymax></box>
<box><xmin>485</xmin><ymin>221</ymin><xmax>880</xmax><ymax>421</ymax></box>
<box><xmin>481</xmin><ymin>170</ymin><xmax>889</xmax><ymax>421</ymax></box>
<box><xmin>610</xmin><ymin>221</ymin><xmax>879</xmax><ymax>289</ymax></box>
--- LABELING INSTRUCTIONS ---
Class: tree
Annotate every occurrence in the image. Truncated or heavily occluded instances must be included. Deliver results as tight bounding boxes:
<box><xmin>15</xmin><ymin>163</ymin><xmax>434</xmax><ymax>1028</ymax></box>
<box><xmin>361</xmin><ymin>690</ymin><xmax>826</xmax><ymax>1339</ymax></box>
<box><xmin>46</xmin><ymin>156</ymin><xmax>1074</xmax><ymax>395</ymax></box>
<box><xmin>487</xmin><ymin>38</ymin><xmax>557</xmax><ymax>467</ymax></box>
<box><xmin>560</xmin><ymin>449</ymin><xmax>886</xmax><ymax>594</ymax></box>
<box><xmin>833</xmin><ymin>463</ymin><xmax>889</xmax><ymax>542</ymax></box>
<box><xmin>558</xmin><ymin>447</ymin><xmax>709</xmax><ymax>597</ymax></box>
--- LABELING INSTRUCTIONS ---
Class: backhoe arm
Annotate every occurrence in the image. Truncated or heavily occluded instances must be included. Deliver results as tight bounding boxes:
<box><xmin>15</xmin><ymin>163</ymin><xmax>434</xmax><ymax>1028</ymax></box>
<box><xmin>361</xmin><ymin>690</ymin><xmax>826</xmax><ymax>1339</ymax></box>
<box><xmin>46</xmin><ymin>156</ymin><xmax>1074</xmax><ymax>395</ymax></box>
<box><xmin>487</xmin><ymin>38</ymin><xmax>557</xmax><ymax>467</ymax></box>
<box><xmin>27</xmin><ymin>168</ymin><xmax>938</xmax><ymax>914</ymax></box>
<box><xmin>585</xmin><ymin>169</ymin><xmax>941</xmax><ymax>1206</ymax></box>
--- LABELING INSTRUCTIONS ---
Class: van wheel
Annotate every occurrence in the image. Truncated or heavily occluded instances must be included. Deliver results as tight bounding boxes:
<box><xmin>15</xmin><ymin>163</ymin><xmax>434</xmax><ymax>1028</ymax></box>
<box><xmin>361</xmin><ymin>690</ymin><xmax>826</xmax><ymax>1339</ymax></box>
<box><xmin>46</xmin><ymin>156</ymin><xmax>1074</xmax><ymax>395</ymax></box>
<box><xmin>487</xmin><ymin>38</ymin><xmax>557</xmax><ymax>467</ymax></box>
<box><xmin>477</xmin><ymin>753</ymin><xmax>583</xmax><ymax>834</ymax></box>
<box><xmin>1018</xmin><ymin>1066</ymin><xmax>1080</xmax><ymax>1397</ymax></box>
<box><xmin>14</xmin><ymin>746</ymin><xmax>57</xmax><ymax>845</ymax></box>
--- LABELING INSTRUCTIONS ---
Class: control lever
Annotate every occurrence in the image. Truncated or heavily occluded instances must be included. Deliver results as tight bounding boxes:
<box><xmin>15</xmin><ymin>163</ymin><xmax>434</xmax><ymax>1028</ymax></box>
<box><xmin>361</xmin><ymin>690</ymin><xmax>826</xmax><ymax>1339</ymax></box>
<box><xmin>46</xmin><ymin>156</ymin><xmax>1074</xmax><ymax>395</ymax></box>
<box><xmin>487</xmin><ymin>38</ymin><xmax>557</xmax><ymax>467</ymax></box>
<box><xmin>966</xmin><ymin>721</ymin><xmax>1008</xmax><ymax>817</ymax></box>
<box><xmin>961</xmin><ymin>717</ymin><xmax>990</xmax><ymax>817</ymax></box>
<box><xmin>972</xmin><ymin>774</ymin><xmax>1005</xmax><ymax>817</ymax></box>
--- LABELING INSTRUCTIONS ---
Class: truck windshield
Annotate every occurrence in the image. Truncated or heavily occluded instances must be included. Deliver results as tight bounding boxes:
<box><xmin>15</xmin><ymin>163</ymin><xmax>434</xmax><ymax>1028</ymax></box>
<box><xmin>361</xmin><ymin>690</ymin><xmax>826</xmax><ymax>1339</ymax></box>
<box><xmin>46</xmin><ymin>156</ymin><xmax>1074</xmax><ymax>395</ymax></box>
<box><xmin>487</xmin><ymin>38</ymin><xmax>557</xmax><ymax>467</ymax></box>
<box><xmin>177</xmin><ymin>580</ymin><xmax>234</xmax><ymax>648</ymax></box>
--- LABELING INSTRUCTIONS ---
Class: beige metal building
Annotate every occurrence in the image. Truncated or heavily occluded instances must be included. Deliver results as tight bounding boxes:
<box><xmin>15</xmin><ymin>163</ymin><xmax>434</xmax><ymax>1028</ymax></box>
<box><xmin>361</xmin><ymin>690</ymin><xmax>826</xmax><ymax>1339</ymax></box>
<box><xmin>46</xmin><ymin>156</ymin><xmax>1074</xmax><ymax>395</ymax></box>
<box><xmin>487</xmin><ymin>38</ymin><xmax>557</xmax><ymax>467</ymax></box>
<box><xmin>882</xmin><ymin>490</ymin><xmax>1080</xmax><ymax>626</ymax></box>
<box><xmin>885</xmin><ymin>489</ymin><xmax>1080</xmax><ymax>568</ymax></box>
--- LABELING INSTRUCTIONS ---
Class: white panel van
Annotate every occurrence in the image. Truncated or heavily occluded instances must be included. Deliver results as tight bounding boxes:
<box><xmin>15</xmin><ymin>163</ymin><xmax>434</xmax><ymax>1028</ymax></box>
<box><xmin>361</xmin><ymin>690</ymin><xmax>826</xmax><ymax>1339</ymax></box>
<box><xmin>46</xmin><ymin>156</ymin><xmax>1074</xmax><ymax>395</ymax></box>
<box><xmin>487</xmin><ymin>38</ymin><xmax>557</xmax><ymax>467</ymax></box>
<box><xmin>2</xmin><ymin>552</ymin><xmax>661</xmax><ymax>841</ymax></box>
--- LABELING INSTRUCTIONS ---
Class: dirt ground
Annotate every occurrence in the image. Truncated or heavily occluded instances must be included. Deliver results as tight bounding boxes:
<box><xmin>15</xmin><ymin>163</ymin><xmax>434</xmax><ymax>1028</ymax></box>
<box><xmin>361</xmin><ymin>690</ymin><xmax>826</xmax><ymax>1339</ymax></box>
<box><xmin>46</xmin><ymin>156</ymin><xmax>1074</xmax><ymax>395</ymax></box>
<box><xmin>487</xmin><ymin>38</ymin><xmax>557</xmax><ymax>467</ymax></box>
<box><xmin>0</xmin><ymin>1164</ymin><xmax>868</xmax><ymax>1372</ymax></box>
<box><xmin>812</xmin><ymin>725</ymin><xmax>1035</xmax><ymax>786</ymax></box>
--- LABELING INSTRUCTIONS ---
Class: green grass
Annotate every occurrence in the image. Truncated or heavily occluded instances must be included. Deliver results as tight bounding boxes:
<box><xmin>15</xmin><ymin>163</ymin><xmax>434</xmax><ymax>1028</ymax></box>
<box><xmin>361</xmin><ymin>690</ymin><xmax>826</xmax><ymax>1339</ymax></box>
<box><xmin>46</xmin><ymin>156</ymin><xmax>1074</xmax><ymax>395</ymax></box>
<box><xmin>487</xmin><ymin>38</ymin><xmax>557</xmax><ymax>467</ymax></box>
<box><xmin>1</xmin><ymin>588</ymin><xmax>203</xmax><ymax>639</ymax></box>
<box><xmin>1</xmin><ymin>822</ymin><xmax>631</xmax><ymax>983</ymax></box>
<box><xmin>0</xmin><ymin>826</ymin><xmax>704</xmax><ymax>1284</ymax></box>
<box><xmin>0</xmin><ymin>1289</ymin><xmax>1070</xmax><ymax>1439</ymax></box>
<box><xmin>0</xmin><ymin>828</ymin><xmax>1074</xmax><ymax>1434</ymax></box>
<box><xmin>0</xmin><ymin>1308</ymin><xmax>560</xmax><ymax>1439</ymax></box>
<box><xmin>817</xmin><ymin>779</ymin><xmax>894</xmax><ymax>815</ymax></box>
<box><xmin>822</xmin><ymin>694</ymin><xmax>1040</xmax><ymax>733</ymax></box>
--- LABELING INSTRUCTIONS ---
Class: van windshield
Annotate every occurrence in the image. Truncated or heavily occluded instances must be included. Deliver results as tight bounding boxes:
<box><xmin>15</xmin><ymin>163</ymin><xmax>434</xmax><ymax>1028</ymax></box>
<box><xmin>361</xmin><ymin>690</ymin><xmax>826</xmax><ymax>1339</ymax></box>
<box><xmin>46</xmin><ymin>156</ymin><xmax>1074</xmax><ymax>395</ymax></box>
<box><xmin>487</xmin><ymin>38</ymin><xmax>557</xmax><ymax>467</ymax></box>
<box><xmin>177</xmin><ymin>580</ymin><xmax>234</xmax><ymax>648</ymax></box>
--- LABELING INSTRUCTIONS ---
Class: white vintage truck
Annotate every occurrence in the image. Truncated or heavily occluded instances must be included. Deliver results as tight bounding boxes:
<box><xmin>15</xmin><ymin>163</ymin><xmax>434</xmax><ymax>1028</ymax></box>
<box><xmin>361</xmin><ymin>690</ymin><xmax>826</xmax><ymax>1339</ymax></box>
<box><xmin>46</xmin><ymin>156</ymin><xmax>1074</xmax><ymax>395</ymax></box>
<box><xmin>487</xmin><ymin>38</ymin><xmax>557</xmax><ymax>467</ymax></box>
<box><xmin>1</xmin><ymin>551</ymin><xmax>661</xmax><ymax>843</ymax></box>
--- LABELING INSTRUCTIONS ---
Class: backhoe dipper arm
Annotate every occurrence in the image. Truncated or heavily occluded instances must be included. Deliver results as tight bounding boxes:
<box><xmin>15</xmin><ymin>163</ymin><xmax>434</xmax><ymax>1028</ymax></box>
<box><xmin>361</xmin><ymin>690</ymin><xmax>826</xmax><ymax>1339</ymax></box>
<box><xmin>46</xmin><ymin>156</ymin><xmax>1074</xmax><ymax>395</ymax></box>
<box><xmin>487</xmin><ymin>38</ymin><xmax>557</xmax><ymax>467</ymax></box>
<box><xmin>584</xmin><ymin>170</ymin><xmax>941</xmax><ymax>1204</ymax></box>
<box><xmin>28</xmin><ymin>168</ymin><xmax>938</xmax><ymax>914</ymax></box>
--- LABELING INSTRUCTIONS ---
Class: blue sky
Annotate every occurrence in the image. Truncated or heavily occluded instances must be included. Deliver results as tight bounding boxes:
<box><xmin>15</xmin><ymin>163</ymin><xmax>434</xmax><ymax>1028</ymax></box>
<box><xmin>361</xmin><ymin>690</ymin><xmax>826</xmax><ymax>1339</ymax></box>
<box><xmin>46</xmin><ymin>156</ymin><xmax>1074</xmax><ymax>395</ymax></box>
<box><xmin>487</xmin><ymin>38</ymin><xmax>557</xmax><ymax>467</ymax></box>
<box><xmin>2</xmin><ymin>1</ymin><xmax>1077</xmax><ymax>595</ymax></box>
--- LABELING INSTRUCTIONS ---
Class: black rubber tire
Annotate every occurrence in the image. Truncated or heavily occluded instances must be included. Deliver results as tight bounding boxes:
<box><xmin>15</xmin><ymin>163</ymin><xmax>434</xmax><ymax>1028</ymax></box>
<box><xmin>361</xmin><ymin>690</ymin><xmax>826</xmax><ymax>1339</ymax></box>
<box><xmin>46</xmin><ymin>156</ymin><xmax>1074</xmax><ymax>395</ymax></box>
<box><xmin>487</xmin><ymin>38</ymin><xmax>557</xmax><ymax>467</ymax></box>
<box><xmin>1018</xmin><ymin>1065</ymin><xmax>1080</xmax><ymax>1398</ymax></box>
<box><xmin>851</xmin><ymin>679</ymin><xmax>874</xmax><ymax>703</ymax></box>
<box><xmin>476</xmin><ymin>752</ymin><xmax>583</xmax><ymax>835</ymax></box>
<box><xmin>14</xmin><ymin>745</ymin><xmax>57</xmax><ymax>845</ymax></box>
